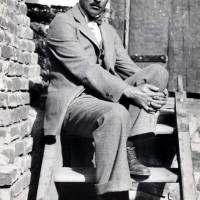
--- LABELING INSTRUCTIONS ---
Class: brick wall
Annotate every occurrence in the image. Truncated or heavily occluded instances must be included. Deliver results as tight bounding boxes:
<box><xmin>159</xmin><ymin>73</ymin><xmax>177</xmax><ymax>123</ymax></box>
<box><xmin>0</xmin><ymin>0</ymin><xmax>40</xmax><ymax>199</ymax></box>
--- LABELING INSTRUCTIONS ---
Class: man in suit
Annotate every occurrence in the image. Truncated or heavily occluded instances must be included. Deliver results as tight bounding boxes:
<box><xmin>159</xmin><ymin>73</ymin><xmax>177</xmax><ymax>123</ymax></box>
<box><xmin>44</xmin><ymin>0</ymin><xmax>169</xmax><ymax>199</ymax></box>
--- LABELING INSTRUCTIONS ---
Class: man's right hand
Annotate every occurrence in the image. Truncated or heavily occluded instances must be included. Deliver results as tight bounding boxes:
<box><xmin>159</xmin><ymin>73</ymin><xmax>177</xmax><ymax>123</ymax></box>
<box><xmin>123</xmin><ymin>84</ymin><xmax>167</xmax><ymax>113</ymax></box>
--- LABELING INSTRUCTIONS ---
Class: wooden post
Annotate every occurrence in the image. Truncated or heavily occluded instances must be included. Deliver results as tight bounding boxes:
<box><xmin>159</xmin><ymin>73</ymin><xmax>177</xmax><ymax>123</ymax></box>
<box><xmin>36</xmin><ymin>135</ymin><xmax>61</xmax><ymax>200</ymax></box>
<box><xmin>175</xmin><ymin>75</ymin><xmax>197</xmax><ymax>200</ymax></box>
<box><xmin>125</xmin><ymin>0</ymin><xmax>130</xmax><ymax>50</ymax></box>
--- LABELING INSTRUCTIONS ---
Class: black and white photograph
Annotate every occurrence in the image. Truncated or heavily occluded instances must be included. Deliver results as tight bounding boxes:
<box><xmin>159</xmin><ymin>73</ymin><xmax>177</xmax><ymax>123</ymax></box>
<box><xmin>0</xmin><ymin>0</ymin><xmax>200</xmax><ymax>199</ymax></box>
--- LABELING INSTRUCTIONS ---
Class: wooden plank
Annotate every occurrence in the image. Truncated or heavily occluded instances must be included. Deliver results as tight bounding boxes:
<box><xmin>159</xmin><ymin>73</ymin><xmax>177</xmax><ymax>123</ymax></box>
<box><xmin>129</xmin><ymin>183</ymin><xmax>180</xmax><ymax>200</ymax></box>
<box><xmin>128</xmin><ymin>0</ymin><xmax>169</xmax><ymax>55</ymax></box>
<box><xmin>175</xmin><ymin>76</ymin><xmax>197</xmax><ymax>200</ymax></box>
<box><xmin>186</xmin><ymin>0</ymin><xmax>200</xmax><ymax>93</ymax></box>
<box><xmin>125</xmin><ymin>0</ymin><xmax>130</xmax><ymax>50</ymax></box>
<box><xmin>162</xmin><ymin>97</ymin><xmax>175</xmax><ymax>109</ymax></box>
<box><xmin>110</xmin><ymin>0</ymin><xmax>126</xmax><ymax>44</ymax></box>
<box><xmin>54</xmin><ymin>167</ymin><xmax>179</xmax><ymax>183</ymax></box>
<box><xmin>36</xmin><ymin>136</ymin><xmax>60</xmax><ymax>200</ymax></box>
<box><xmin>155</xmin><ymin>124</ymin><xmax>175</xmax><ymax>135</ymax></box>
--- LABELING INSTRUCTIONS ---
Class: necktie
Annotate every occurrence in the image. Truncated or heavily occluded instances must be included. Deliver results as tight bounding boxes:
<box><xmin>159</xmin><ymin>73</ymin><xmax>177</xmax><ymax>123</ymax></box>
<box><xmin>89</xmin><ymin>14</ymin><xmax>103</xmax><ymax>25</ymax></box>
<box><xmin>87</xmin><ymin>21</ymin><xmax>102</xmax><ymax>46</ymax></box>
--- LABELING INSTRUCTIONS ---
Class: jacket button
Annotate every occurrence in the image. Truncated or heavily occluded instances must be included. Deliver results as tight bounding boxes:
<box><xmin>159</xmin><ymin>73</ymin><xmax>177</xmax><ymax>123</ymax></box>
<box><xmin>106</xmin><ymin>93</ymin><xmax>113</xmax><ymax>99</ymax></box>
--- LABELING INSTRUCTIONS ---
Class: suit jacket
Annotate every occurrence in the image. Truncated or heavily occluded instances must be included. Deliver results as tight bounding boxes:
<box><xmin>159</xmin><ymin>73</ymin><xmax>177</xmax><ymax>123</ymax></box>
<box><xmin>44</xmin><ymin>4</ymin><xmax>140</xmax><ymax>136</ymax></box>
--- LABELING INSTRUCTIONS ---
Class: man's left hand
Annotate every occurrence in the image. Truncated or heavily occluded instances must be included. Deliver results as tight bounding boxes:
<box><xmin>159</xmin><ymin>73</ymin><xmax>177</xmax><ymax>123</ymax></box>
<box><xmin>150</xmin><ymin>88</ymin><xmax>168</xmax><ymax>111</ymax></box>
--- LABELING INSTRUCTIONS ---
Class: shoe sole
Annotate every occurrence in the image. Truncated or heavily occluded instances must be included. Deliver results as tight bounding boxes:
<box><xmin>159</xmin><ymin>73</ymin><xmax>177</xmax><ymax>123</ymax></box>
<box><xmin>130</xmin><ymin>171</ymin><xmax>151</xmax><ymax>176</ymax></box>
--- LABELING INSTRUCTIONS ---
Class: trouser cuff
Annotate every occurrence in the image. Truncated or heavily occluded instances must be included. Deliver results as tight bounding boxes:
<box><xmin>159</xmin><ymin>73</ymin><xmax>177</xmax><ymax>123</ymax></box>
<box><xmin>95</xmin><ymin>178</ymin><xmax>132</xmax><ymax>195</ymax></box>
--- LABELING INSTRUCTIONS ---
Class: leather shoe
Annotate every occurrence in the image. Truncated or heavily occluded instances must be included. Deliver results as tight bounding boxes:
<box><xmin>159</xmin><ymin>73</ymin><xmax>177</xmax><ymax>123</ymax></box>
<box><xmin>127</xmin><ymin>147</ymin><xmax>151</xmax><ymax>176</ymax></box>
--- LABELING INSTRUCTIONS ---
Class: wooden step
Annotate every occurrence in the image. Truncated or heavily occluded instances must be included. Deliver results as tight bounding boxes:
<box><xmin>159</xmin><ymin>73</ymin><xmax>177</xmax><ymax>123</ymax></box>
<box><xmin>156</xmin><ymin>124</ymin><xmax>175</xmax><ymax>135</ymax></box>
<box><xmin>61</xmin><ymin>124</ymin><xmax>175</xmax><ymax>139</ymax></box>
<box><xmin>54</xmin><ymin>167</ymin><xmax>179</xmax><ymax>183</ymax></box>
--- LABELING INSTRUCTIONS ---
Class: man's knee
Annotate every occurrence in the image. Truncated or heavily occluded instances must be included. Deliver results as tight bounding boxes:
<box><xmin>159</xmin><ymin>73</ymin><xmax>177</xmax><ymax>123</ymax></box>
<box><xmin>109</xmin><ymin>104</ymin><xmax>131</xmax><ymax>122</ymax></box>
<box><xmin>146</xmin><ymin>64</ymin><xmax>169</xmax><ymax>91</ymax></box>
<box><xmin>149</xmin><ymin>64</ymin><xmax>169</xmax><ymax>80</ymax></box>
<box><xmin>98</xmin><ymin>104</ymin><xmax>131</xmax><ymax>129</ymax></box>
<box><xmin>95</xmin><ymin>104</ymin><xmax>131</xmax><ymax>138</ymax></box>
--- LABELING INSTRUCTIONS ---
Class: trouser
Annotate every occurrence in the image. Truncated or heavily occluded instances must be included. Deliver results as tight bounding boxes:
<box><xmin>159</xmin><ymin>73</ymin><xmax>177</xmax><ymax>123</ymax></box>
<box><xmin>62</xmin><ymin>64</ymin><xmax>169</xmax><ymax>195</ymax></box>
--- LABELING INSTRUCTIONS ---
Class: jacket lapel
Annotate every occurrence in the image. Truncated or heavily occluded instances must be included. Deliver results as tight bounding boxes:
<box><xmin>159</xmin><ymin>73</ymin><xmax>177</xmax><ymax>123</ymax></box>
<box><xmin>72</xmin><ymin>4</ymin><xmax>100</xmax><ymax>50</ymax></box>
<box><xmin>100</xmin><ymin>23</ymin><xmax>115</xmax><ymax>70</ymax></box>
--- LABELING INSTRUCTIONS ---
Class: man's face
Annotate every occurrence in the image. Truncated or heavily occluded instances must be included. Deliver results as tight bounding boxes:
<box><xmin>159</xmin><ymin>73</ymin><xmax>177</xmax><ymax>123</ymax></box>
<box><xmin>79</xmin><ymin>0</ymin><xmax>109</xmax><ymax>18</ymax></box>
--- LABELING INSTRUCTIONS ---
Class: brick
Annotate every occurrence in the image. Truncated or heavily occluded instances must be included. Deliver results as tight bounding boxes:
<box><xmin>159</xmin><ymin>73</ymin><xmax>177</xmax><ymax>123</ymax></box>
<box><xmin>14</xmin><ymin>139</ymin><xmax>24</xmax><ymax>156</ymax></box>
<box><xmin>19</xmin><ymin>39</ymin><xmax>27</xmax><ymax>51</ymax></box>
<box><xmin>1</xmin><ymin>77</ymin><xmax>29</xmax><ymax>91</ymax></box>
<box><xmin>16</xmin><ymin>2</ymin><xmax>27</xmax><ymax>15</ymax></box>
<box><xmin>0</xmin><ymin>76</ymin><xmax>4</xmax><ymax>90</ymax></box>
<box><xmin>0</xmin><ymin>120</ymin><xmax>32</xmax><ymax>144</ymax></box>
<box><xmin>21</xmin><ymin>155</ymin><xmax>31</xmax><ymax>173</ymax></box>
<box><xmin>0</xmin><ymin>108</ymin><xmax>12</xmax><ymax>126</ymax></box>
<box><xmin>0</xmin><ymin>144</ymin><xmax>15</xmax><ymax>164</ymax></box>
<box><xmin>18</xmin><ymin>51</ymin><xmax>28</xmax><ymax>63</ymax></box>
<box><xmin>13</xmin><ymin>35</ymin><xmax>20</xmax><ymax>49</ymax></box>
<box><xmin>16</xmin><ymin>14</ymin><xmax>30</xmax><ymax>27</ymax></box>
<box><xmin>23</xmin><ymin>137</ymin><xmax>33</xmax><ymax>154</ymax></box>
<box><xmin>19</xmin><ymin>78</ymin><xmax>29</xmax><ymax>91</ymax></box>
<box><xmin>20</xmin><ymin>39</ymin><xmax>36</xmax><ymax>52</ymax></box>
<box><xmin>0</xmin><ymin>60</ymin><xmax>9</xmax><ymax>74</ymax></box>
<box><xmin>0</xmin><ymin>123</ymin><xmax>21</xmax><ymax>144</ymax></box>
<box><xmin>23</xmin><ymin>64</ymin><xmax>40</xmax><ymax>78</ymax></box>
<box><xmin>0</xmin><ymin>92</ymin><xmax>7</xmax><ymax>107</ymax></box>
<box><xmin>15</xmin><ymin>155</ymin><xmax>31</xmax><ymax>175</ymax></box>
<box><xmin>0</xmin><ymin>128</ymin><xmax>7</xmax><ymax>142</ymax></box>
<box><xmin>0</xmin><ymin>106</ymin><xmax>29</xmax><ymax>126</ymax></box>
<box><xmin>0</xmin><ymin>43</ymin><xmax>2</xmax><ymax>57</ymax></box>
<box><xmin>13</xmin><ymin>187</ymin><xmax>28</xmax><ymax>200</ymax></box>
<box><xmin>11</xmin><ymin>106</ymin><xmax>28</xmax><ymax>124</ymax></box>
<box><xmin>0</xmin><ymin>29</ymin><xmax>5</xmax><ymax>42</ymax></box>
<box><xmin>11</xmin><ymin>77</ymin><xmax>24</xmax><ymax>91</ymax></box>
<box><xmin>29</xmin><ymin>53</ymin><xmax>38</xmax><ymax>65</ymax></box>
<box><xmin>21</xmin><ymin>92</ymin><xmax>30</xmax><ymax>105</ymax></box>
<box><xmin>20</xmin><ymin>119</ymin><xmax>32</xmax><ymax>138</ymax></box>
<box><xmin>1</xmin><ymin>5</ymin><xmax>11</xmax><ymax>19</ymax></box>
<box><xmin>0</xmin><ymin>15</ymin><xmax>8</xmax><ymax>30</ymax></box>
<box><xmin>19</xmin><ymin>52</ymin><xmax>38</xmax><ymax>64</ymax></box>
<box><xmin>0</xmin><ymin>91</ymin><xmax>31</xmax><ymax>109</ymax></box>
<box><xmin>7</xmin><ymin>20</ymin><xmax>18</xmax><ymax>34</ymax></box>
<box><xmin>3</xmin><ymin>31</ymin><xmax>20</xmax><ymax>49</ymax></box>
<box><xmin>19</xmin><ymin>105</ymin><xmax>30</xmax><ymax>120</ymax></box>
<box><xmin>7</xmin><ymin>92</ymin><xmax>30</xmax><ymax>107</ymax></box>
<box><xmin>0</xmin><ymin>4</ymin><xmax>4</xmax><ymax>15</ymax></box>
<box><xmin>7</xmin><ymin>93</ymin><xmax>19</xmax><ymax>107</ymax></box>
<box><xmin>0</xmin><ymin>188</ymin><xmax>12</xmax><ymax>200</ymax></box>
<box><xmin>4</xmin><ymin>30</ymin><xmax>13</xmax><ymax>44</ymax></box>
<box><xmin>27</xmin><ymin>40</ymin><xmax>35</xmax><ymax>52</ymax></box>
<box><xmin>0</xmin><ymin>165</ymin><xmax>18</xmax><ymax>186</ymax></box>
<box><xmin>1</xmin><ymin>46</ymin><xmax>20</xmax><ymax>62</ymax></box>
<box><xmin>17</xmin><ymin>26</ymin><xmax>33</xmax><ymax>39</ymax></box>
<box><xmin>7</xmin><ymin>62</ymin><xmax>23</xmax><ymax>76</ymax></box>
<box><xmin>6</xmin><ymin>0</ymin><xmax>16</xmax><ymax>11</ymax></box>
<box><xmin>1</xmin><ymin>45</ymin><xmax>15</xmax><ymax>60</ymax></box>
<box><xmin>11</xmin><ymin>171</ymin><xmax>31</xmax><ymax>197</ymax></box>
<box><xmin>0</xmin><ymin>0</ymin><xmax>7</xmax><ymax>4</ymax></box>
<box><xmin>11</xmin><ymin>107</ymin><xmax>22</xmax><ymax>124</ymax></box>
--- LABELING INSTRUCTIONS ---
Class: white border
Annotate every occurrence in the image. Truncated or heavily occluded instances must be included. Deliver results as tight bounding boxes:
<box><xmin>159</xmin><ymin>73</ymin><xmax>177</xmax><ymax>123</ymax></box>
<box><xmin>25</xmin><ymin>0</ymin><xmax>79</xmax><ymax>6</ymax></box>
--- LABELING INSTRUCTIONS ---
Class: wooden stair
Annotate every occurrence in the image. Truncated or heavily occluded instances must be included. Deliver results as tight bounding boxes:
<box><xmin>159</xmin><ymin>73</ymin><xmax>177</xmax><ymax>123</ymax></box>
<box><xmin>36</xmin><ymin>76</ymin><xmax>197</xmax><ymax>200</ymax></box>
<box><xmin>54</xmin><ymin>167</ymin><xmax>179</xmax><ymax>183</ymax></box>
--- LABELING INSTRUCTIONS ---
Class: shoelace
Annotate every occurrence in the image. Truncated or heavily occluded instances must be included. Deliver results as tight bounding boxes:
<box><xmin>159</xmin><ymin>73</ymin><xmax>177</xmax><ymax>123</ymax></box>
<box><xmin>127</xmin><ymin>147</ymin><xmax>140</xmax><ymax>165</ymax></box>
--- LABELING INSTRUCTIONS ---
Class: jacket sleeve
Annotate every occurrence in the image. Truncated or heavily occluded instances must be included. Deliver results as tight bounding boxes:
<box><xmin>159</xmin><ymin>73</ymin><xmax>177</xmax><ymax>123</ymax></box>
<box><xmin>46</xmin><ymin>21</ymin><xmax>129</xmax><ymax>102</ymax></box>
<box><xmin>112</xmin><ymin>27</ymin><xmax>141</xmax><ymax>80</ymax></box>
